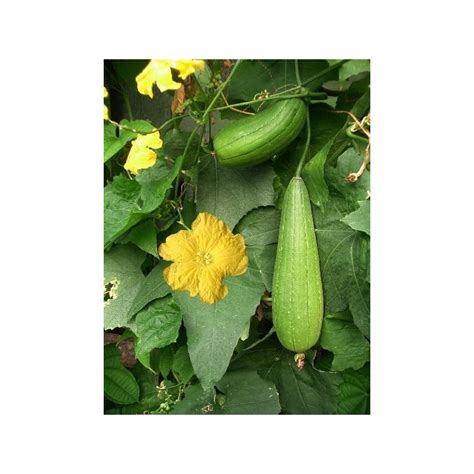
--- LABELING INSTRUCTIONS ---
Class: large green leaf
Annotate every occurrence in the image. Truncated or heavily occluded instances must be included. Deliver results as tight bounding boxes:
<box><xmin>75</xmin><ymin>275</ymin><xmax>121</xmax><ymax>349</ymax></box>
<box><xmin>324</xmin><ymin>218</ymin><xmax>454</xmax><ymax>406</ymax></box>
<box><xmin>226</xmin><ymin>60</ymin><xmax>338</xmax><ymax>103</ymax></box>
<box><xmin>171</xmin><ymin>370</ymin><xmax>280</xmax><ymax>414</ymax></box>
<box><xmin>230</xmin><ymin>336</ymin><xmax>341</xmax><ymax>414</ymax></box>
<box><xmin>104</xmin><ymin>368</ymin><xmax>140</xmax><ymax>405</ymax></box>
<box><xmin>319</xmin><ymin>313</ymin><xmax>370</xmax><ymax>371</ymax></box>
<box><xmin>196</xmin><ymin>155</ymin><xmax>275</xmax><ymax>230</ymax></box>
<box><xmin>170</xmin><ymin>384</ymin><xmax>217</xmax><ymax>414</ymax></box>
<box><xmin>316</xmin><ymin>220</ymin><xmax>370</xmax><ymax>338</ymax></box>
<box><xmin>302</xmin><ymin>138</ymin><xmax>335</xmax><ymax>210</ymax></box>
<box><xmin>172</xmin><ymin>345</ymin><xmax>194</xmax><ymax>384</ymax></box>
<box><xmin>314</xmin><ymin>148</ymin><xmax>371</xmax><ymax>337</ymax></box>
<box><xmin>104</xmin><ymin>343</ymin><xmax>122</xmax><ymax>369</ymax></box>
<box><xmin>135</xmin><ymin>296</ymin><xmax>182</xmax><ymax>356</ymax></box>
<box><xmin>127</xmin><ymin>261</ymin><xmax>170</xmax><ymax>318</ymax></box>
<box><xmin>104</xmin><ymin>176</ymin><xmax>143</xmax><ymax>247</ymax></box>
<box><xmin>104</xmin><ymin>155</ymin><xmax>185</xmax><ymax>247</ymax></box>
<box><xmin>120</xmin><ymin>219</ymin><xmax>158</xmax><ymax>256</ymax></box>
<box><xmin>337</xmin><ymin>364</ymin><xmax>370</xmax><ymax>414</ymax></box>
<box><xmin>104</xmin><ymin>244</ymin><xmax>146</xmax><ymax>330</ymax></box>
<box><xmin>162</xmin><ymin>128</ymin><xmax>204</xmax><ymax>170</ymax></box>
<box><xmin>235</xmin><ymin>206</ymin><xmax>280</xmax><ymax>291</ymax></box>
<box><xmin>134</xmin><ymin>158</ymin><xmax>179</xmax><ymax>214</ymax></box>
<box><xmin>339</xmin><ymin>60</ymin><xmax>370</xmax><ymax>82</ymax></box>
<box><xmin>341</xmin><ymin>200</ymin><xmax>370</xmax><ymax>235</ymax></box>
<box><xmin>172</xmin><ymin>265</ymin><xmax>265</xmax><ymax>391</ymax></box>
<box><xmin>215</xmin><ymin>370</ymin><xmax>280</xmax><ymax>414</ymax></box>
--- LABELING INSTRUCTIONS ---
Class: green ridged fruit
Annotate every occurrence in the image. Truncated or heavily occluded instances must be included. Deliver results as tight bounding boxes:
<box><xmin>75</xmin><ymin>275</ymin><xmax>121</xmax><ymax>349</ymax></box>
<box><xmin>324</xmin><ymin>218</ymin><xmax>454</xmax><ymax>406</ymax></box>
<box><xmin>213</xmin><ymin>98</ymin><xmax>306</xmax><ymax>168</ymax></box>
<box><xmin>272</xmin><ymin>177</ymin><xmax>324</xmax><ymax>353</ymax></box>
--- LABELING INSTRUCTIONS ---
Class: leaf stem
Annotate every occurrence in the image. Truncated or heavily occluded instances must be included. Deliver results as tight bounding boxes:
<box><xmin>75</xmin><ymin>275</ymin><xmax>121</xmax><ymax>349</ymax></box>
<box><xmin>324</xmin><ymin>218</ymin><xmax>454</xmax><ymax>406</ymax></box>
<box><xmin>301</xmin><ymin>60</ymin><xmax>350</xmax><ymax>88</ymax></box>
<box><xmin>295</xmin><ymin>59</ymin><xmax>302</xmax><ymax>86</ymax></box>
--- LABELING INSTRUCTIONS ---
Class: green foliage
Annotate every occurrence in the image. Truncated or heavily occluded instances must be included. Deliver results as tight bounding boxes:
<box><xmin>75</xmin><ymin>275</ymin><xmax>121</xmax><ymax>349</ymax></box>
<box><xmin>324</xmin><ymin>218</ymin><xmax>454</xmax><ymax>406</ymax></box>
<box><xmin>319</xmin><ymin>311</ymin><xmax>370</xmax><ymax>371</ymax></box>
<box><xmin>337</xmin><ymin>364</ymin><xmax>370</xmax><ymax>414</ymax></box>
<box><xmin>104</xmin><ymin>345</ymin><xmax>140</xmax><ymax>405</ymax></box>
<box><xmin>341</xmin><ymin>200</ymin><xmax>370</xmax><ymax>235</ymax></box>
<box><xmin>127</xmin><ymin>260</ymin><xmax>170</xmax><ymax>318</ymax></box>
<box><xmin>104</xmin><ymin>244</ymin><xmax>146</xmax><ymax>330</ymax></box>
<box><xmin>173</xmin><ymin>264</ymin><xmax>265</xmax><ymax>391</ymax></box>
<box><xmin>196</xmin><ymin>155</ymin><xmax>276</xmax><ymax>230</ymax></box>
<box><xmin>135</xmin><ymin>296</ymin><xmax>182</xmax><ymax>355</ymax></box>
<box><xmin>104</xmin><ymin>59</ymin><xmax>370</xmax><ymax>415</ymax></box>
<box><xmin>172</xmin><ymin>370</ymin><xmax>280</xmax><ymax>414</ymax></box>
<box><xmin>230</xmin><ymin>336</ymin><xmax>340</xmax><ymax>414</ymax></box>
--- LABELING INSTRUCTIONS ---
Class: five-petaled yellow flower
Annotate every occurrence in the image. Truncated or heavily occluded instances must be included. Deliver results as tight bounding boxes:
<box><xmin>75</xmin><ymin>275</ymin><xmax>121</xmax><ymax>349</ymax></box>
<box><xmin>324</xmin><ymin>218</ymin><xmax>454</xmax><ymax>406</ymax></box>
<box><xmin>136</xmin><ymin>59</ymin><xmax>205</xmax><ymax>98</ymax></box>
<box><xmin>104</xmin><ymin>87</ymin><xmax>109</xmax><ymax>120</ymax></box>
<box><xmin>124</xmin><ymin>131</ymin><xmax>163</xmax><ymax>175</ymax></box>
<box><xmin>159</xmin><ymin>212</ymin><xmax>248</xmax><ymax>304</ymax></box>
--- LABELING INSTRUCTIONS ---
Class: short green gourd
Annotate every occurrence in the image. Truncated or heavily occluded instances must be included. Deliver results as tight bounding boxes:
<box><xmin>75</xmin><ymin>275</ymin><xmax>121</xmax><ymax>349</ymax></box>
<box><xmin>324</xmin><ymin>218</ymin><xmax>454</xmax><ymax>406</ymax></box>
<box><xmin>272</xmin><ymin>176</ymin><xmax>324</xmax><ymax>355</ymax></box>
<box><xmin>213</xmin><ymin>98</ymin><xmax>306</xmax><ymax>168</ymax></box>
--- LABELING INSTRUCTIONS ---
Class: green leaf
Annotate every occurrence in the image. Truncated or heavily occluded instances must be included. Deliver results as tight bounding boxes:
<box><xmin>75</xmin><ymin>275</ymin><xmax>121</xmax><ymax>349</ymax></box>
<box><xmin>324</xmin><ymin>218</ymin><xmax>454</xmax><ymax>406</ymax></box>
<box><xmin>104</xmin><ymin>343</ymin><xmax>122</xmax><ymax>369</ymax></box>
<box><xmin>120</xmin><ymin>219</ymin><xmax>158</xmax><ymax>256</ymax></box>
<box><xmin>170</xmin><ymin>384</ymin><xmax>217</xmax><ymax>414</ymax></box>
<box><xmin>339</xmin><ymin>60</ymin><xmax>370</xmax><ymax>82</ymax></box>
<box><xmin>235</xmin><ymin>206</ymin><xmax>280</xmax><ymax>291</ymax></box>
<box><xmin>341</xmin><ymin>200</ymin><xmax>370</xmax><ymax>235</ymax></box>
<box><xmin>215</xmin><ymin>370</ymin><xmax>280</xmax><ymax>414</ymax></box>
<box><xmin>319</xmin><ymin>315</ymin><xmax>370</xmax><ymax>371</ymax></box>
<box><xmin>104</xmin><ymin>368</ymin><xmax>140</xmax><ymax>405</ymax></box>
<box><xmin>104</xmin><ymin>176</ymin><xmax>143</xmax><ymax>247</ymax></box>
<box><xmin>196</xmin><ymin>155</ymin><xmax>276</xmax><ymax>230</ymax></box>
<box><xmin>314</xmin><ymin>148</ymin><xmax>370</xmax><ymax>337</ymax></box>
<box><xmin>172</xmin><ymin>266</ymin><xmax>265</xmax><ymax>391</ymax></box>
<box><xmin>163</xmin><ymin>128</ymin><xmax>204</xmax><ymax>170</ymax></box>
<box><xmin>235</xmin><ymin>206</ymin><xmax>280</xmax><ymax>246</ymax></box>
<box><xmin>226</xmin><ymin>60</ymin><xmax>338</xmax><ymax>103</ymax></box>
<box><xmin>134</xmin><ymin>159</ymin><xmax>177</xmax><ymax>214</ymax></box>
<box><xmin>171</xmin><ymin>370</ymin><xmax>280</xmax><ymax>414</ymax></box>
<box><xmin>337</xmin><ymin>364</ymin><xmax>370</xmax><ymax>414</ymax></box>
<box><xmin>302</xmin><ymin>138</ymin><xmax>335</xmax><ymax>210</ymax></box>
<box><xmin>172</xmin><ymin>346</ymin><xmax>194</xmax><ymax>384</ymax></box>
<box><xmin>326</xmin><ymin>148</ymin><xmax>370</xmax><ymax>203</ymax></box>
<box><xmin>127</xmin><ymin>260</ymin><xmax>170</xmax><ymax>318</ymax></box>
<box><xmin>316</xmin><ymin>219</ymin><xmax>370</xmax><ymax>338</ymax></box>
<box><xmin>230</xmin><ymin>336</ymin><xmax>341</xmax><ymax>414</ymax></box>
<box><xmin>104</xmin><ymin>245</ymin><xmax>146</xmax><ymax>330</ymax></box>
<box><xmin>156</xmin><ymin>346</ymin><xmax>174</xmax><ymax>378</ymax></box>
<box><xmin>135</xmin><ymin>297</ymin><xmax>182</xmax><ymax>355</ymax></box>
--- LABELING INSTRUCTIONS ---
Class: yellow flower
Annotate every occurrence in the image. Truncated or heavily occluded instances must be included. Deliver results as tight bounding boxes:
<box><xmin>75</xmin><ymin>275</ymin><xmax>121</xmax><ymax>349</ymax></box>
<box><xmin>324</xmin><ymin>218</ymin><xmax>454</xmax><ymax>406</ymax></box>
<box><xmin>136</xmin><ymin>59</ymin><xmax>205</xmax><ymax>98</ymax></box>
<box><xmin>159</xmin><ymin>212</ymin><xmax>248</xmax><ymax>304</ymax></box>
<box><xmin>169</xmin><ymin>60</ymin><xmax>205</xmax><ymax>80</ymax></box>
<box><xmin>124</xmin><ymin>131</ymin><xmax>163</xmax><ymax>175</ymax></box>
<box><xmin>104</xmin><ymin>87</ymin><xmax>109</xmax><ymax>120</ymax></box>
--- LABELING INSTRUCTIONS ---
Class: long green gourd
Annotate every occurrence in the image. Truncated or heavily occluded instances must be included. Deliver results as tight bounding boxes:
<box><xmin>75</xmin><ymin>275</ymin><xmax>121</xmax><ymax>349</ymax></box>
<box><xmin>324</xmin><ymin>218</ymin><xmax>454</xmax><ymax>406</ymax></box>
<box><xmin>213</xmin><ymin>98</ymin><xmax>306</xmax><ymax>168</ymax></box>
<box><xmin>272</xmin><ymin>176</ymin><xmax>324</xmax><ymax>361</ymax></box>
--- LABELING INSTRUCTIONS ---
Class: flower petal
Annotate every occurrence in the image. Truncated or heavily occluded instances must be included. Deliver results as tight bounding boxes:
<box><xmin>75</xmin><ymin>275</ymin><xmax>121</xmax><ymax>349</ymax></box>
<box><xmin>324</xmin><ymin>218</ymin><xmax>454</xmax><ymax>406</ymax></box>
<box><xmin>198</xmin><ymin>267</ymin><xmax>228</xmax><ymax>304</ymax></box>
<box><xmin>134</xmin><ymin>131</ymin><xmax>163</xmax><ymax>150</ymax></box>
<box><xmin>212</xmin><ymin>233</ymin><xmax>248</xmax><ymax>277</ymax></box>
<box><xmin>136</xmin><ymin>60</ymin><xmax>182</xmax><ymax>97</ymax></box>
<box><xmin>124</xmin><ymin>143</ymin><xmax>157</xmax><ymax>175</ymax></box>
<box><xmin>163</xmin><ymin>261</ymin><xmax>201</xmax><ymax>297</ymax></box>
<box><xmin>170</xmin><ymin>60</ymin><xmax>205</xmax><ymax>80</ymax></box>
<box><xmin>159</xmin><ymin>229</ymin><xmax>197</xmax><ymax>263</ymax></box>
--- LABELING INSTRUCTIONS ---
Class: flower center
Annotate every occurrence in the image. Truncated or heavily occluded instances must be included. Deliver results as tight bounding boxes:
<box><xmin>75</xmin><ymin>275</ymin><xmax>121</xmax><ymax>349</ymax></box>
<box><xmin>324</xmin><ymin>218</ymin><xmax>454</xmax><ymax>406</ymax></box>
<box><xmin>194</xmin><ymin>250</ymin><xmax>213</xmax><ymax>266</ymax></box>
